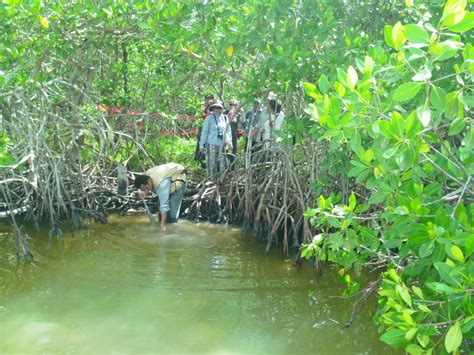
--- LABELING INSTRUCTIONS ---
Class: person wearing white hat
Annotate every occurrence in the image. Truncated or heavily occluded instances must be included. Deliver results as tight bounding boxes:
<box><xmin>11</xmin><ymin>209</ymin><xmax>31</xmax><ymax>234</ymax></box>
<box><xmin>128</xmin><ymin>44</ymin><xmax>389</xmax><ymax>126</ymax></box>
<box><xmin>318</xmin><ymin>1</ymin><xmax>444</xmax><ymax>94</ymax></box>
<box><xmin>256</xmin><ymin>91</ymin><xmax>278</xmax><ymax>146</ymax></box>
<box><xmin>199</xmin><ymin>101</ymin><xmax>233</xmax><ymax>178</ymax></box>
<box><xmin>225</xmin><ymin>98</ymin><xmax>241</xmax><ymax>169</ymax></box>
<box><xmin>264</xmin><ymin>99</ymin><xmax>285</xmax><ymax>148</ymax></box>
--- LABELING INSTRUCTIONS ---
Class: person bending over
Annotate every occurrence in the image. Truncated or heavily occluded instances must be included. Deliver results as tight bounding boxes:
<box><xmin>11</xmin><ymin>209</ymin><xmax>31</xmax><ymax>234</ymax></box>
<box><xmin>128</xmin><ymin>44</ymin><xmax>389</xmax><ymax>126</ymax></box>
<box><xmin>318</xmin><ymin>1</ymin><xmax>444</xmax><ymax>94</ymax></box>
<box><xmin>134</xmin><ymin>163</ymin><xmax>187</xmax><ymax>230</ymax></box>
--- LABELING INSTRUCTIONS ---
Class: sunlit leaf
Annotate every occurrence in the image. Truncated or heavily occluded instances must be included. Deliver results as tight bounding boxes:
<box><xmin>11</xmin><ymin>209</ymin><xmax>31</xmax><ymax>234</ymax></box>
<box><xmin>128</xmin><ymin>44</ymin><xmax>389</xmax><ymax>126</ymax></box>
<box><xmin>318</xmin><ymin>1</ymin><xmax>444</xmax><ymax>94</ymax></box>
<box><xmin>450</xmin><ymin>245</ymin><xmax>464</xmax><ymax>262</ymax></box>
<box><xmin>406</xmin><ymin>344</ymin><xmax>424</xmax><ymax>354</ymax></box>
<box><xmin>348</xmin><ymin>193</ymin><xmax>356</xmax><ymax>211</ymax></box>
<box><xmin>388</xmin><ymin>269</ymin><xmax>400</xmax><ymax>283</ymax></box>
<box><xmin>378</xmin><ymin>120</ymin><xmax>395</xmax><ymax>139</ymax></box>
<box><xmin>442</xmin><ymin>0</ymin><xmax>467</xmax><ymax>27</ymax></box>
<box><xmin>449</xmin><ymin>12</ymin><xmax>474</xmax><ymax>32</ymax></box>
<box><xmin>412</xmin><ymin>286</ymin><xmax>424</xmax><ymax>299</ymax></box>
<box><xmin>393</xmin><ymin>82</ymin><xmax>422</xmax><ymax>102</ymax></box>
<box><xmin>303</xmin><ymin>82</ymin><xmax>316</xmax><ymax>96</ymax></box>
<box><xmin>39</xmin><ymin>16</ymin><xmax>49</xmax><ymax>28</ymax></box>
<box><xmin>334</xmin><ymin>81</ymin><xmax>345</xmax><ymax>97</ymax></box>
<box><xmin>364</xmin><ymin>149</ymin><xmax>374</xmax><ymax>164</ymax></box>
<box><xmin>405</xmin><ymin>24</ymin><xmax>430</xmax><ymax>44</ymax></box>
<box><xmin>364</xmin><ymin>56</ymin><xmax>375</xmax><ymax>73</ymax></box>
<box><xmin>347</xmin><ymin>65</ymin><xmax>358</xmax><ymax>90</ymax></box>
<box><xmin>396</xmin><ymin>284</ymin><xmax>412</xmax><ymax>307</ymax></box>
<box><xmin>384</xmin><ymin>25</ymin><xmax>395</xmax><ymax>48</ymax></box>
<box><xmin>445</xmin><ymin>322</ymin><xmax>462</xmax><ymax>353</ymax></box>
<box><xmin>392</xmin><ymin>21</ymin><xmax>407</xmax><ymax>49</ymax></box>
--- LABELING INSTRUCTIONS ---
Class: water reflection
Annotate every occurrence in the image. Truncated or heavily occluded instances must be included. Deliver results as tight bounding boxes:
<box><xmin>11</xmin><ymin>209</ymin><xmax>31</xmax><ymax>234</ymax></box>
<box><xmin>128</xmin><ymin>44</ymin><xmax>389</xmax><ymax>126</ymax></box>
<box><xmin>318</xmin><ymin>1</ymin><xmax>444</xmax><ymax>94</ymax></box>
<box><xmin>0</xmin><ymin>217</ymin><xmax>396</xmax><ymax>354</ymax></box>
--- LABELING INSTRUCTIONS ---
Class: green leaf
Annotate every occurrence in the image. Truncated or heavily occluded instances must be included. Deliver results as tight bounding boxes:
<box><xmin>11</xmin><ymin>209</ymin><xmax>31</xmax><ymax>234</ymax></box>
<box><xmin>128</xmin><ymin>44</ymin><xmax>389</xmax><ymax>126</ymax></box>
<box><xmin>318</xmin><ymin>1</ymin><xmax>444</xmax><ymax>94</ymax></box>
<box><xmin>368</xmin><ymin>191</ymin><xmax>386</xmax><ymax>205</ymax></box>
<box><xmin>318</xmin><ymin>74</ymin><xmax>330</xmax><ymax>94</ymax></box>
<box><xmin>448</xmin><ymin>117</ymin><xmax>466</xmax><ymax>135</ymax></box>
<box><xmin>381</xmin><ymin>329</ymin><xmax>408</xmax><ymax>347</ymax></box>
<box><xmin>327</xmin><ymin>216</ymin><xmax>341</xmax><ymax>228</ymax></box>
<box><xmin>364</xmin><ymin>56</ymin><xmax>375</xmax><ymax>73</ymax></box>
<box><xmin>378</xmin><ymin>120</ymin><xmax>395</xmax><ymax>139</ymax></box>
<box><xmin>392</xmin><ymin>21</ymin><xmax>407</xmax><ymax>49</ymax></box>
<box><xmin>396</xmin><ymin>284</ymin><xmax>412</xmax><ymax>307</ymax></box>
<box><xmin>388</xmin><ymin>268</ymin><xmax>401</xmax><ymax>283</ymax></box>
<box><xmin>382</xmin><ymin>146</ymin><xmax>398</xmax><ymax>159</ymax></box>
<box><xmin>406</xmin><ymin>344</ymin><xmax>424</xmax><ymax>354</ymax></box>
<box><xmin>434</xmin><ymin>262</ymin><xmax>458</xmax><ymax>286</ymax></box>
<box><xmin>393</xmin><ymin>82</ymin><xmax>422</xmax><ymax>102</ymax></box>
<box><xmin>348</xmin><ymin>193</ymin><xmax>356</xmax><ymax>211</ymax></box>
<box><xmin>445</xmin><ymin>92</ymin><xmax>461</xmax><ymax>119</ymax></box>
<box><xmin>427</xmin><ymin>282</ymin><xmax>458</xmax><ymax>295</ymax></box>
<box><xmin>431</xmin><ymin>40</ymin><xmax>464</xmax><ymax>62</ymax></box>
<box><xmin>364</xmin><ymin>149</ymin><xmax>374</xmax><ymax>164</ymax></box>
<box><xmin>384</xmin><ymin>25</ymin><xmax>395</xmax><ymax>48</ymax></box>
<box><xmin>450</xmin><ymin>245</ymin><xmax>464</xmax><ymax>262</ymax></box>
<box><xmin>445</xmin><ymin>322</ymin><xmax>462</xmax><ymax>353</ymax></box>
<box><xmin>466</xmin><ymin>234</ymin><xmax>474</xmax><ymax>257</ymax></box>
<box><xmin>417</xmin><ymin>334</ymin><xmax>430</xmax><ymax>348</ymax></box>
<box><xmin>442</xmin><ymin>0</ymin><xmax>467</xmax><ymax>27</ymax></box>
<box><xmin>430</xmin><ymin>86</ymin><xmax>446</xmax><ymax>111</ymax></box>
<box><xmin>318</xmin><ymin>195</ymin><xmax>326</xmax><ymax>210</ymax></box>
<box><xmin>405</xmin><ymin>24</ymin><xmax>430</xmax><ymax>44</ymax></box>
<box><xmin>334</xmin><ymin>81</ymin><xmax>346</xmax><ymax>97</ymax></box>
<box><xmin>391</xmin><ymin>111</ymin><xmax>404</xmax><ymax>137</ymax></box>
<box><xmin>336</xmin><ymin>68</ymin><xmax>348</xmax><ymax>88</ymax></box>
<box><xmin>405</xmin><ymin>328</ymin><xmax>418</xmax><ymax>341</ymax></box>
<box><xmin>412</xmin><ymin>286</ymin><xmax>424</xmax><ymax>299</ymax></box>
<box><xmin>449</xmin><ymin>12</ymin><xmax>474</xmax><ymax>32</ymax></box>
<box><xmin>350</xmin><ymin>131</ymin><xmax>361</xmax><ymax>153</ymax></box>
<box><xmin>303</xmin><ymin>82</ymin><xmax>316</xmax><ymax>96</ymax></box>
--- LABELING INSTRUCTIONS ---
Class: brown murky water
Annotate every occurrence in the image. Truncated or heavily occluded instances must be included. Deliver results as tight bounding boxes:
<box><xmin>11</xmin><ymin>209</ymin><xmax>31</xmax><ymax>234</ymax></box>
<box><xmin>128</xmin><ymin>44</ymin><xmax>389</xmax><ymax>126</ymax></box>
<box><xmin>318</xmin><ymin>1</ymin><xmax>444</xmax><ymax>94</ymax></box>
<box><xmin>0</xmin><ymin>216</ymin><xmax>396</xmax><ymax>354</ymax></box>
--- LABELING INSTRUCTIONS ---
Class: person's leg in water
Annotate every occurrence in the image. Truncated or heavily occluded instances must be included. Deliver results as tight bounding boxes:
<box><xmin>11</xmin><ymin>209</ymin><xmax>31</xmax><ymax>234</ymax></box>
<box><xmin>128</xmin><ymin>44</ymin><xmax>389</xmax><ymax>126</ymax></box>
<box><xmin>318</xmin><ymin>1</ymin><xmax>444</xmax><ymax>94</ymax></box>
<box><xmin>168</xmin><ymin>181</ymin><xmax>187</xmax><ymax>223</ymax></box>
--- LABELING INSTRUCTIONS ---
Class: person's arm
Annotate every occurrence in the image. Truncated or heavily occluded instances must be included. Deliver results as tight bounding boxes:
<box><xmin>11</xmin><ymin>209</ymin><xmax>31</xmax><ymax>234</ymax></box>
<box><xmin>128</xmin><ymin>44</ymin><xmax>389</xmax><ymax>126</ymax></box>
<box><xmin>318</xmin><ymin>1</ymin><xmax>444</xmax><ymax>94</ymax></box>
<box><xmin>242</xmin><ymin>111</ymin><xmax>249</xmax><ymax>133</ymax></box>
<box><xmin>199</xmin><ymin>117</ymin><xmax>210</xmax><ymax>151</ymax></box>
<box><xmin>275</xmin><ymin>112</ymin><xmax>284</xmax><ymax>131</ymax></box>
<box><xmin>160</xmin><ymin>211</ymin><xmax>167</xmax><ymax>230</ymax></box>
<box><xmin>224</xmin><ymin>117</ymin><xmax>233</xmax><ymax>149</ymax></box>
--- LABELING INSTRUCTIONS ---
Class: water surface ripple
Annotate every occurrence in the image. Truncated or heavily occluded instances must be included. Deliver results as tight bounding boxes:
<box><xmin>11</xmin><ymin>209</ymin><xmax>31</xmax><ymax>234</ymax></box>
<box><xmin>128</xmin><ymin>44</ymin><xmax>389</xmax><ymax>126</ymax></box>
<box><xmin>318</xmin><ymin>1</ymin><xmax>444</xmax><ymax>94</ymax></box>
<box><xmin>0</xmin><ymin>217</ymin><xmax>396</xmax><ymax>354</ymax></box>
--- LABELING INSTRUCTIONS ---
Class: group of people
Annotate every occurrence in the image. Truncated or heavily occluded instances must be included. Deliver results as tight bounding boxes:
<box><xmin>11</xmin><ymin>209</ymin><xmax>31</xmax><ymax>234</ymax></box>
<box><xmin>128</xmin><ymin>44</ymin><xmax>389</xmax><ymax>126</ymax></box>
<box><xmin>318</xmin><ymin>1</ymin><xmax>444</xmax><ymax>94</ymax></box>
<box><xmin>198</xmin><ymin>92</ymin><xmax>285</xmax><ymax>178</ymax></box>
<box><xmin>132</xmin><ymin>92</ymin><xmax>285</xmax><ymax>230</ymax></box>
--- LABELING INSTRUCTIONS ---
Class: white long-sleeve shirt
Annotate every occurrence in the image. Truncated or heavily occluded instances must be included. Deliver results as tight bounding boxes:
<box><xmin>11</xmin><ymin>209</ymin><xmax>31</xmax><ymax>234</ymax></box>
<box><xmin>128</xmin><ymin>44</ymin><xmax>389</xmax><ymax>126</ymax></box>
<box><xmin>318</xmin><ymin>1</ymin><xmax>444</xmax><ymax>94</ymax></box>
<box><xmin>262</xmin><ymin>112</ymin><xmax>285</xmax><ymax>148</ymax></box>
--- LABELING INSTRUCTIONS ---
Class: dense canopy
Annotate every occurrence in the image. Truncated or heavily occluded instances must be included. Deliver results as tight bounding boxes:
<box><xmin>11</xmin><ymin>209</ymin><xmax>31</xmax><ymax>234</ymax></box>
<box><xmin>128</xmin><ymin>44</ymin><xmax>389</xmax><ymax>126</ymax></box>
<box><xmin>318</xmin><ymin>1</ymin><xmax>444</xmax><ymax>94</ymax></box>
<box><xmin>1</xmin><ymin>0</ymin><xmax>473</xmax><ymax>353</ymax></box>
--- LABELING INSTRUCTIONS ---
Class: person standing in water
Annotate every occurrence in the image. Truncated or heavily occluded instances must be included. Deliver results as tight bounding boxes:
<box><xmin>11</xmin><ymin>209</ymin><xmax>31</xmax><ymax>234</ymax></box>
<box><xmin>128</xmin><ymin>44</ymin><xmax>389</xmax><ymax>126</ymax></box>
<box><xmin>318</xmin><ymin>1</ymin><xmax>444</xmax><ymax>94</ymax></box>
<box><xmin>134</xmin><ymin>163</ymin><xmax>188</xmax><ymax>230</ymax></box>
